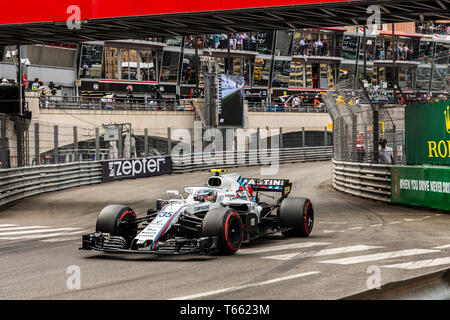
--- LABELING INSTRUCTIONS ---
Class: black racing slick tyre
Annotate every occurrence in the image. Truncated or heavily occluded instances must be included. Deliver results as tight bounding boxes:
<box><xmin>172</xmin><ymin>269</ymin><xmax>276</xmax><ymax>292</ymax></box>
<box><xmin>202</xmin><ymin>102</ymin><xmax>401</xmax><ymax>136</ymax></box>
<box><xmin>279</xmin><ymin>197</ymin><xmax>314</xmax><ymax>237</ymax></box>
<box><xmin>202</xmin><ymin>207</ymin><xmax>243</xmax><ymax>255</ymax></box>
<box><xmin>96</xmin><ymin>204</ymin><xmax>138</xmax><ymax>245</ymax></box>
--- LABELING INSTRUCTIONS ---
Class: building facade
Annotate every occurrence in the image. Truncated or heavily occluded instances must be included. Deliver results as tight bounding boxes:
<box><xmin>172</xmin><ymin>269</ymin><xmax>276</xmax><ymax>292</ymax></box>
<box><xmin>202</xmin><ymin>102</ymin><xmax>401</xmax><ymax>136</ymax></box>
<box><xmin>1</xmin><ymin>25</ymin><xmax>449</xmax><ymax>103</ymax></box>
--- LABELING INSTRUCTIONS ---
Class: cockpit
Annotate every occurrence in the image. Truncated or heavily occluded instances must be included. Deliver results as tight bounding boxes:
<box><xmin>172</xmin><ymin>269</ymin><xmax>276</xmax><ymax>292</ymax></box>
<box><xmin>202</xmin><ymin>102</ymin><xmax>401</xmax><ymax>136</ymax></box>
<box><xmin>190</xmin><ymin>189</ymin><xmax>218</xmax><ymax>203</ymax></box>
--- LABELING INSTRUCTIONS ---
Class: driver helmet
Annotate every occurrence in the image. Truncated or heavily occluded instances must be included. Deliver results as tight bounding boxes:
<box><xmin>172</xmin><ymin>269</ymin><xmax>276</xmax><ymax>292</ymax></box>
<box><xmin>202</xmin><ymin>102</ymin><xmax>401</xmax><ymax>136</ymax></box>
<box><xmin>194</xmin><ymin>190</ymin><xmax>217</xmax><ymax>202</ymax></box>
<box><xmin>204</xmin><ymin>191</ymin><xmax>217</xmax><ymax>202</ymax></box>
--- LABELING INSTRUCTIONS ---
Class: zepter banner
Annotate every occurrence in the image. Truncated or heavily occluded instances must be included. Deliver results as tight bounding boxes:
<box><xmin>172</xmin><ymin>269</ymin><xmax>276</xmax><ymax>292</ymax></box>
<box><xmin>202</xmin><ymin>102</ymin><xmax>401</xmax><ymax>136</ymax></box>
<box><xmin>102</xmin><ymin>156</ymin><xmax>172</xmax><ymax>182</ymax></box>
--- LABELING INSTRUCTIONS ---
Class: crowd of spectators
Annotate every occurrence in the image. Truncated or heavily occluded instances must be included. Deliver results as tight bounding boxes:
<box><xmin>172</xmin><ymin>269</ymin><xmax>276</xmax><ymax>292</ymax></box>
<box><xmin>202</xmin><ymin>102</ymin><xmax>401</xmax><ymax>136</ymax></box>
<box><xmin>374</xmin><ymin>42</ymin><xmax>415</xmax><ymax>61</ymax></box>
<box><xmin>203</xmin><ymin>33</ymin><xmax>259</xmax><ymax>51</ymax></box>
<box><xmin>416</xmin><ymin>22</ymin><xmax>450</xmax><ymax>35</ymax></box>
<box><xmin>294</xmin><ymin>39</ymin><xmax>334</xmax><ymax>56</ymax></box>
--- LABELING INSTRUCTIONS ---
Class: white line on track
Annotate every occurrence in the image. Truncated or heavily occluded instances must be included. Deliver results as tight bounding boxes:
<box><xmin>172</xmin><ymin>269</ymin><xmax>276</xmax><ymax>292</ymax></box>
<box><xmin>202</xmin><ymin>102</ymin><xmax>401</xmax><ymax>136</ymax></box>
<box><xmin>237</xmin><ymin>242</ymin><xmax>330</xmax><ymax>255</ymax></box>
<box><xmin>0</xmin><ymin>226</ymin><xmax>49</xmax><ymax>231</ymax></box>
<box><xmin>262</xmin><ymin>245</ymin><xmax>383</xmax><ymax>261</ymax></box>
<box><xmin>370</xmin><ymin>224</ymin><xmax>383</xmax><ymax>227</ymax></box>
<box><xmin>433</xmin><ymin>244</ymin><xmax>450</xmax><ymax>249</ymax></box>
<box><xmin>317</xmin><ymin>222</ymin><xmax>348</xmax><ymax>224</ymax></box>
<box><xmin>349</xmin><ymin>227</ymin><xmax>364</xmax><ymax>230</ymax></box>
<box><xmin>387</xmin><ymin>221</ymin><xmax>401</xmax><ymax>225</ymax></box>
<box><xmin>381</xmin><ymin>257</ymin><xmax>450</xmax><ymax>270</ymax></box>
<box><xmin>169</xmin><ymin>271</ymin><xmax>320</xmax><ymax>300</ymax></box>
<box><xmin>41</xmin><ymin>236</ymin><xmax>81</xmax><ymax>242</ymax></box>
<box><xmin>0</xmin><ymin>230</ymin><xmax>85</xmax><ymax>240</ymax></box>
<box><xmin>319</xmin><ymin>249</ymin><xmax>440</xmax><ymax>265</ymax></box>
<box><xmin>0</xmin><ymin>228</ymin><xmax>83</xmax><ymax>238</ymax></box>
<box><xmin>322</xmin><ymin>230</ymin><xmax>345</xmax><ymax>233</ymax></box>
<box><xmin>0</xmin><ymin>224</ymin><xmax>19</xmax><ymax>228</ymax></box>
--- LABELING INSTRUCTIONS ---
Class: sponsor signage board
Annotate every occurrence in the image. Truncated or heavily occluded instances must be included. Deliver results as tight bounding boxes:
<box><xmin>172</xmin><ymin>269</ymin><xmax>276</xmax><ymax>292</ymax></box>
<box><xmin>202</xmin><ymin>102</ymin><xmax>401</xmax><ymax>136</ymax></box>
<box><xmin>102</xmin><ymin>156</ymin><xmax>172</xmax><ymax>182</ymax></box>
<box><xmin>405</xmin><ymin>101</ymin><xmax>450</xmax><ymax>165</ymax></box>
<box><xmin>391</xmin><ymin>165</ymin><xmax>450</xmax><ymax>211</ymax></box>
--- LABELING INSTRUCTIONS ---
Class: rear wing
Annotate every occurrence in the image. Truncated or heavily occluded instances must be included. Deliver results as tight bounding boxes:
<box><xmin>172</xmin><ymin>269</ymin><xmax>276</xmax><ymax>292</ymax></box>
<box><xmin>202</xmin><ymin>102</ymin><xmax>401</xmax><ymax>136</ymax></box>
<box><xmin>240</xmin><ymin>178</ymin><xmax>292</xmax><ymax>196</ymax></box>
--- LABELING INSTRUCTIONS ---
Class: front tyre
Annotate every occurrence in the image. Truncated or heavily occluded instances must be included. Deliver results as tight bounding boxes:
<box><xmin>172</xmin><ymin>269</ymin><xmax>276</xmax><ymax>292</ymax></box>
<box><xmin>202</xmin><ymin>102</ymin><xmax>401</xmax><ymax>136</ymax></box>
<box><xmin>202</xmin><ymin>207</ymin><xmax>243</xmax><ymax>255</ymax></box>
<box><xmin>279</xmin><ymin>197</ymin><xmax>314</xmax><ymax>237</ymax></box>
<box><xmin>96</xmin><ymin>204</ymin><xmax>138</xmax><ymax>245</ymax></box>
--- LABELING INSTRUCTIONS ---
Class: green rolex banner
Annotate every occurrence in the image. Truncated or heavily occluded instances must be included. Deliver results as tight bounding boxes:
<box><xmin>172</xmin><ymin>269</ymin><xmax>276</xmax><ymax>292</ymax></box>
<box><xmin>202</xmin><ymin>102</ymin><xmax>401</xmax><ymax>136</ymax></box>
<box><xmin>391</xmin><ymin>165</ymin><xmax>450</xmax><ymax>211</ymax></box>
<box><xmin>405</xmin><ymin>101</ymin><xmax>450</xmax><ymax>165</ymax></box>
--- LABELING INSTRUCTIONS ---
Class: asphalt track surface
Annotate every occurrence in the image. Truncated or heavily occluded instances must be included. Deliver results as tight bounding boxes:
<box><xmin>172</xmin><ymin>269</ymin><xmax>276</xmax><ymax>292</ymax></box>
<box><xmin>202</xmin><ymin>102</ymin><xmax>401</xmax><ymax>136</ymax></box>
<box><xmin>0</xmin><ymin>161</ymin><xmax>449</xmax><ymax>300</ymax></box>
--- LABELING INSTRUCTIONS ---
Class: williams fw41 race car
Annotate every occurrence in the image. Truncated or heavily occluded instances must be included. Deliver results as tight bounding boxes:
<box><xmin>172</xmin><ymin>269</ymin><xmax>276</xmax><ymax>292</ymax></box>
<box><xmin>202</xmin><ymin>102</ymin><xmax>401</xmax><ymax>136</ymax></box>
<box><xmin>81</xmin><ymin>169</ymin><xmax>314</xmax><ymax>255</ymax></box>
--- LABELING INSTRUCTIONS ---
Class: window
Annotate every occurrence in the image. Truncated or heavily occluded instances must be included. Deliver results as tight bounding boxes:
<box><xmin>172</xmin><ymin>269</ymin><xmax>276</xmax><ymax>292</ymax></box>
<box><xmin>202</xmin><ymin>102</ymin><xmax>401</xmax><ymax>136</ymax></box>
<box><xmin>120</xmin><ymin>49</ymin><xmax>138</xmax><ymax>80</ymax></box>
<box><xmin>37</xmin><ymin>46</ymin><xmax>76</xmax><ymax>68</ymax></box>
<box><xmin>289</xmin><ymin>59</ymin><xmax>304</xmax><ymax>88</ymax></box>
<box><xmin>272</xmin><ymin>60</ymin><xmax>291</xmax><ymax>88</ymax></box>
<box><xmin>103</xmin><ymin>47</ymin><xmax>119</xmax><ymax>79</ymax></box>
<box><xmin>79</xmin><ymin>44</ymin><xmax>104</xmax><ymax>79</ymax></box>
<box><xmin>274</xmin><ymin>30</ymin><xmax>293</xmax><ymax>56</ymax></box>
<box><xmin>160</xmin><ymin>50</ymin><xmax>180</xmax><ymax>83</ymax></box>
<box><xmin>0</xmin><ymin>46</ymin><xmax>5</xmax><ymax>62</ymax></box>
<box><xmin>181</xmin><ymin>53</ymin><xmax>198</xmax><ymax>85</ymax></box>
<box><xmin>253</xmin><ymin>58</ymin><xmax>271</xmax><ymax>87</ymax></box>
<box><xmin>162</xmin><ymin>36</ymin><xmax>182</xmax><ymax>47</ymax></box>
<box><xmin>138</xmin><ymin>50</ymin><xmax>157</xmax><ymax>81</ymax></box>
<box><xmin>256</xmin><ymin>31</ymin><xmax>274</xmax><ymax>55</ymax></box>
<box><xmin>418</xmin><ymin>41</ymin><xmax>434</xmax><ymax>61</ymax></box>
<box><xmin>398</xmin><ymin>66</ymin><xmax>415</xmax><ymax>90</ymax></box>
<box><xmin>416</xmin><ymin>66</ymin><xmax>431</xmax><ymax>91</ymax></box>
<box><xmin>185</xmin><ymin>35</ymin><xmax>203</xmax><ymax>49</ymax></box>
<box><xmin>342</xmin><ymin>35</ymin><xmax>359</xmax><ymax>60</ymax></box>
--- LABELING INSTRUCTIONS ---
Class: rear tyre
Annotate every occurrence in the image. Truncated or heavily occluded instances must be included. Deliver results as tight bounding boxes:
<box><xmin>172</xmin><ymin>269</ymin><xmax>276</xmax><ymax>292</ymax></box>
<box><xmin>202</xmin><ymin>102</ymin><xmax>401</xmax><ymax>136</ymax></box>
<box><xmin>202</xmin><ymin>207</ymin><xmax>243</xmax><ymax>255</ymax></box>
<box><xmin>279</xmin><ymin>197</ymin><xmax>314</xmax><ymax>237</ymax></box>
<box><xmin>96</xmin><ymin>204</ymin><xmax>138</xmax><ymax>245</ymax></box>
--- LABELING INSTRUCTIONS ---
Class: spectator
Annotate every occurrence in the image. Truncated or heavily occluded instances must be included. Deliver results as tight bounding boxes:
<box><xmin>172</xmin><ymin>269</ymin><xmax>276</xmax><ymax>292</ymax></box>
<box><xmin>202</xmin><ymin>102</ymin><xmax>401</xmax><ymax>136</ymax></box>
<box><xmin>322</xmin><ymin>40</ymin><xmax>328</xmax><ymax>56</ymax></box>
<box><xmin>31</xmin><ymin>78</ymin><xmax>40</xmax><ymax>92</ymax></box>
<box><xmin>299</xmin><ymin>38</ymin><xmax>306</xmax><ymax>55</ymax></box>
<box><xmin>379</xmin><ymin>138</ymin><xmax>394</xmax><ymax>164</ymax></box>
<box><xmin>292</xmin><ymin>96</ymin><xmax>300</xmax><ymax>109</ymax></box>
<box><xmin>356</xmin><ymin>133</ymin><xmax>365</xmax><ymax>162</ymax></box>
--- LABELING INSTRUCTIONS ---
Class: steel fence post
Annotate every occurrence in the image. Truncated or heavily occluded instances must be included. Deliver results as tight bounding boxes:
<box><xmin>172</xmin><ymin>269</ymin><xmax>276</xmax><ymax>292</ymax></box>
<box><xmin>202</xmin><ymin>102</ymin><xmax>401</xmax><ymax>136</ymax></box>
<box><xmin>302</xmin><ymin>127</ymin><xmax>305</xmax><ymax>147</ymax></box>
<box><xmin>144</xmin><ymin>128</ymin><xmax>149</xmax><ymax>157</ymax></box>
<box><xmin>95</xmin><ymin>127</ymin><xmax>100</xmax><ymax>160</ymax></box>
<box><xmin>34</xmin><ymin>123</ymin><xmax>39</xmax><ymax>165</ymax></box>
<box><xmin>167</xmin><ymin>127</ymin><xmax>172</xmax><ymax>155</ymax></box>
<box><xmin>54</xmin><ymin>125</ymin><xmax>59</xmax><ymax>164</ymax></box>
<box><xmin>73</xmin><ymin>126</ymin><xmax>78</xmax><ymax>162</ymax></box>
<box><xmin>279</xmin><ymin>127</ymin><xmax>283</xmax><ymax>149</ymax></box>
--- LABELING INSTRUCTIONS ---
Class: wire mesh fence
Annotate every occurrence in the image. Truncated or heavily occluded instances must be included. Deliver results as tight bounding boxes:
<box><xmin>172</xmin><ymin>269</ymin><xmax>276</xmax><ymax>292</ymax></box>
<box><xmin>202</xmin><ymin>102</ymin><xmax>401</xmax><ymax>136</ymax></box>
<box><xmin>323</xmin><ymin>76</ymin><xmax>405</xmax><ymax>165</ymax></box>
<box><xmin>0</xmin><ymin>112</ymin><xmax>332</xmax><ymax>169</ymax></box>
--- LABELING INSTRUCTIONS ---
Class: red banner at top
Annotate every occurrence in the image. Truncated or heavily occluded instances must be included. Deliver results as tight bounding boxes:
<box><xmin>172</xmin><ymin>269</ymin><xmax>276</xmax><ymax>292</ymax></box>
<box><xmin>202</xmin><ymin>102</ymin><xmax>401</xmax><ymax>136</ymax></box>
<box><xmin>1</xmin><ymin>0</ymin><xmax>353</xmax><ymax>25</ymax></box>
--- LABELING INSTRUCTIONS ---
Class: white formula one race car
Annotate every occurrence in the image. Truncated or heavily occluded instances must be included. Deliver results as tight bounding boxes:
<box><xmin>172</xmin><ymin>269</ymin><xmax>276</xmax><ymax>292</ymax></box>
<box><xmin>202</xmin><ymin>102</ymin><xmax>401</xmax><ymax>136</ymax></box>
<box><xmin>81</xmin><ymin>169</ymin><xmax>314</xmax><ymax>255</ymax></box>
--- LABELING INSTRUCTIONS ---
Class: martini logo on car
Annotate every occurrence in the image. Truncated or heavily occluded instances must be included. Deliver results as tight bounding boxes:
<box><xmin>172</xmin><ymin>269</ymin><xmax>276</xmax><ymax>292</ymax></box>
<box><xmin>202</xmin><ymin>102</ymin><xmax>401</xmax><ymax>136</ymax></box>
<box><xmin>102</xmin><ymin>156</ymin><xmax>172</xmax><ymax>182</ymax></box>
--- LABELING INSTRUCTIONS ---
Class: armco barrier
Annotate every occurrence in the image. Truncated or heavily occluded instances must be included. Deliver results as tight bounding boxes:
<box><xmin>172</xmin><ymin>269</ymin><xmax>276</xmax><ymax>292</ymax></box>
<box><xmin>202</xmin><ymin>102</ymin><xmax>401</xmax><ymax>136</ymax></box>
<box><xmin>332</xmin><ymin>158</ymin><xmax>391</xmax><ymax>202</ymax></box>
<box><xmin>0</xmin><ymin>147</ymin><xmax>333</xmax><ymax>208</ymax></box>
<box><xmin>0</xmin><ymin>162</ymin><xmax>102</xmax><ymax>207</ymax></box>
<box><xmin>172</xmin><ymin>146</ymin><xmax>333</xmax><ymax>173</ymax></box>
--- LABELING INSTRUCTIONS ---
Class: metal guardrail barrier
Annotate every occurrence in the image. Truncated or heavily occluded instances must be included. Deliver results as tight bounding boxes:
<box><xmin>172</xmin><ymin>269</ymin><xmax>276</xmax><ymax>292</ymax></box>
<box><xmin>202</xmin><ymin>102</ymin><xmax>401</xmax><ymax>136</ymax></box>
<box><xmin>0</xmin><ymin>147</ymin><xmax>333</xmax><ymax>208</ymax></box>
<box><xmin>172</xmin><ymin>146</ymin><xmax>333</xmax><ymax>173</ymax></box>
<box><xmin>332</xmin><ymin>158</ymin><xmax>391</xmax><ymax>202</ymax></box>
<box><xmin>0</xmin><ymin>161</ymin><xmax>102</xmax><ymax>207</ymax></box>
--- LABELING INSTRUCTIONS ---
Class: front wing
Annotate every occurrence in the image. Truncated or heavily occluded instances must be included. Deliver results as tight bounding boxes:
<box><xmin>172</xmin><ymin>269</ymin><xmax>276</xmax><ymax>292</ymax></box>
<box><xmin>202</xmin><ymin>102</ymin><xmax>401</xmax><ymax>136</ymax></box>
<box><xmin>81</xmin><ymin>232</ymin><xmax>219</xmax><ymax>255</ymax></box>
